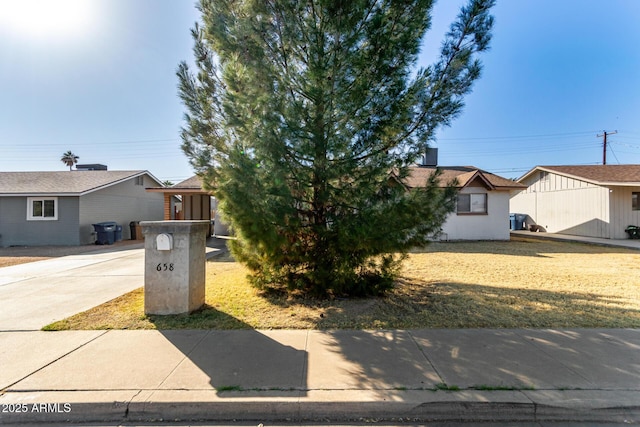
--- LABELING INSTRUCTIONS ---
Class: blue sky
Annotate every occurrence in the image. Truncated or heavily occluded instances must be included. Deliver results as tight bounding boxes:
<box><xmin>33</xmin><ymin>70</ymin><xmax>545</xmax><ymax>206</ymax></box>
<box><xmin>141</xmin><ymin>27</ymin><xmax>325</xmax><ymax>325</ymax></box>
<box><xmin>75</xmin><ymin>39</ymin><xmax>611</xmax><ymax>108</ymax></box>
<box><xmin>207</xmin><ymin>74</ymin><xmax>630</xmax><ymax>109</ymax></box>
<box><xmin>1</xmin><ymin>0</ymin><xmax>639</xmax><ymax>182</ymax></box>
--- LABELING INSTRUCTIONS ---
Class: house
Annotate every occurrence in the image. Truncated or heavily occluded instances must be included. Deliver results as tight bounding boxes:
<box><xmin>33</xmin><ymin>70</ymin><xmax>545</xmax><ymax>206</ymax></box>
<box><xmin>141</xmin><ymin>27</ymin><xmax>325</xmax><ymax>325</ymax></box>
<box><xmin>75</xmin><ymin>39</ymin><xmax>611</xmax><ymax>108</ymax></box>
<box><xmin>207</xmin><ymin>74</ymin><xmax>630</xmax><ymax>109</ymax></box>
<box><xmin>145</xmin><ymin>175</ymin><xmax>230</xmax><ymax>236</ymax></box>
<box><xmin>509</xmin><ymin>165</ymin><xmax>640</xmax><ymax>239</ymax></box>
<box><xmin>0</xmin><ymin>170</ymin><xmax>166</xmax><ymax>247</ymax></box>
<box><xmin>144</xmin><ymin>164</ymin><xmax>518</xmax><ymax>241</ymax></box>
<box><xmin>406</xmin><ymin>166</ymin><xmax>525</xmax><ymax>240</ymax></box>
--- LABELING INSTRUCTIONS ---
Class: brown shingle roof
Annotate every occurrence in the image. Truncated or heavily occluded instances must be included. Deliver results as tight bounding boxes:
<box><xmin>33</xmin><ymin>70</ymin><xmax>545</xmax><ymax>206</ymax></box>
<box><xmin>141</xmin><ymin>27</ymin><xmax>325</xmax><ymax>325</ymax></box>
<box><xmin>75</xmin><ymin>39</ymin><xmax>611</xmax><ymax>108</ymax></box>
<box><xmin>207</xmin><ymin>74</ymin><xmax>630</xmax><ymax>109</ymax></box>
<box><xmin>146</xmin><ymin>175</ymin><xmax>212</xmax><ymax>194</ymax></box>
<box><xmin>405</xmin><ymin>166</ymin><xmax>525</xmax><ymax>190</ymax></box>
<box><xmin>529</xmin><ymin>165</ymin><xmax>640</xmax><ymax>185</ymax></box>
<box><xmin>172</xmin><ymin>175</ymin><xmax>203</xmax><ymax>189</ymax></box>
<box><xmin>0</xmin><ymin>171</ymin><xmax>148</xmax><ymax>195</ymax></box>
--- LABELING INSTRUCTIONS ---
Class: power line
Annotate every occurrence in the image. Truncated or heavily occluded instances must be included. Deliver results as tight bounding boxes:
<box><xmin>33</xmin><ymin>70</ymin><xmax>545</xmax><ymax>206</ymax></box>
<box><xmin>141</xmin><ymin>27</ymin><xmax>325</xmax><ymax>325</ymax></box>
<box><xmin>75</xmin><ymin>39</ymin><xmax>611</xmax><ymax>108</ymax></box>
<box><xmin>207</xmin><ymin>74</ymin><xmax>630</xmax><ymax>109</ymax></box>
<box><xmin>437</xmin><ymin>130</ymin><xmax>598</xmax><ymax>142</ymax></box>
<box><xmin>3</xmin><ymin>138</ymin><xmax>181</xmax><ymax>148</ymax></box>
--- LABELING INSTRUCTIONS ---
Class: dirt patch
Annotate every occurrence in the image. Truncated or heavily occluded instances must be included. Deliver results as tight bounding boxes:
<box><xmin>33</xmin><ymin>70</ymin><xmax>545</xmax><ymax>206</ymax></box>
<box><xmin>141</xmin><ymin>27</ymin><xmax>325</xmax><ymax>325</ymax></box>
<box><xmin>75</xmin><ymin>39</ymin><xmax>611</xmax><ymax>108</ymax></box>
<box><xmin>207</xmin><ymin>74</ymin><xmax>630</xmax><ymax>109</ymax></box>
<box><xmin>0</xmin><ymin>240</ymin><xmax>143</xmax><ymax>268</ymax></box>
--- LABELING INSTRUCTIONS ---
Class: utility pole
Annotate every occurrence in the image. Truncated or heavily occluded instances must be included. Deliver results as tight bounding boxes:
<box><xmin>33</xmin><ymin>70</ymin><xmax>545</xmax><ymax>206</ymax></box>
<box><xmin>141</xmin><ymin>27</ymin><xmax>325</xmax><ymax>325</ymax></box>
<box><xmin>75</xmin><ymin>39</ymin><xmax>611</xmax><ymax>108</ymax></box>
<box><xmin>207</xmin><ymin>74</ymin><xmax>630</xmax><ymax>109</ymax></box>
<box><xmin>597</xmin><ymin>130</ymin><xmax>617</xmax><ymax>165</ymax></box>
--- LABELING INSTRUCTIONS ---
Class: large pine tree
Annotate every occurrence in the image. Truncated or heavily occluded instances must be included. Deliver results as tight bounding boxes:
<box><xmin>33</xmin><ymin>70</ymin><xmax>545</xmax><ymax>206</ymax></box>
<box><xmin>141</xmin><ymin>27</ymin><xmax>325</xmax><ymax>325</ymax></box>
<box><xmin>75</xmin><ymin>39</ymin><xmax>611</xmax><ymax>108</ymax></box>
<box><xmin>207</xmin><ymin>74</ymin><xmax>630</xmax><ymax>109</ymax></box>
<box><xmin>179</xmin><ymin>0</ymin><xmax>495</xmax><ymax>296</ymax></box>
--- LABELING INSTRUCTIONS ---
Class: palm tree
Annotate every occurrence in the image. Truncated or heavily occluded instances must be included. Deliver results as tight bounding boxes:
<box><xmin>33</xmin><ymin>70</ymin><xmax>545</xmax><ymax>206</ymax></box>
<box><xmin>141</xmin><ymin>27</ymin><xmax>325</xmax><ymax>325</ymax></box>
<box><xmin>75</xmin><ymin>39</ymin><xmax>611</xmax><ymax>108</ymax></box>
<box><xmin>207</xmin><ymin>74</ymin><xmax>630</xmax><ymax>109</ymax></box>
<box><xmin>60</xmin><ymin>151</ymin><xmax>79</xmax><ymax>171</ymax></box>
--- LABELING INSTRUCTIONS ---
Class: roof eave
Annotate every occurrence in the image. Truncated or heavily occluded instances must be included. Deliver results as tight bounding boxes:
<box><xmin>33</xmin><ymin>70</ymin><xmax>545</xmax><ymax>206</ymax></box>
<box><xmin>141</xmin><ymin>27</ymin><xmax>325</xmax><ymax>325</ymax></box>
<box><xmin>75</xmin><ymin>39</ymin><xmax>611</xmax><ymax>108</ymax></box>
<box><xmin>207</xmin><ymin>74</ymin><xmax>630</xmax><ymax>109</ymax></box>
<box><xmin>525</xmin><ymin>167</ymin><xmax>640</xmax><ymax>187</ymax></box>
<box><xmin>0</xmin><ymin>193</ymin><xmax>81</xmax><ymax>197</ymax></box>
<box><xmin>516</xmin><ymin>166</ymin><xmax>545</xmax><ymax>183</ymax></box>
<box><xmin>145</xmin><ymin>187</ymin><xmax>211</xmax><ymax>194</ymax></box>
<box><xmin>460</xmin><ymin>171</ymin><xmax>496</xmax><ymax>190</ymax></box>
<box><xmin>602</xmin><ymin>182</ymin><xmax>640</xmax><ymax>187</ymax></box>
<box><xmin>77</xmin><ymin>171</ymin><xmax>151</xmax><ymax>196</ymax></box>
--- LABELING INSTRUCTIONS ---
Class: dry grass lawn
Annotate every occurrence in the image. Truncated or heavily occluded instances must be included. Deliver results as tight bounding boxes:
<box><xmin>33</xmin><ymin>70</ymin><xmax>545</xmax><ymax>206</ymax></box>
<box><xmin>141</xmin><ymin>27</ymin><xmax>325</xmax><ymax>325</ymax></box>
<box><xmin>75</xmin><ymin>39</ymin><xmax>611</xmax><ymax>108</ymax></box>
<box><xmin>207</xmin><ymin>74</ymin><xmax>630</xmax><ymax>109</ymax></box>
<box><xmin>44</xmin><ymin>237</ymin><xmax>640</xmax><ymax>330</ymax></box>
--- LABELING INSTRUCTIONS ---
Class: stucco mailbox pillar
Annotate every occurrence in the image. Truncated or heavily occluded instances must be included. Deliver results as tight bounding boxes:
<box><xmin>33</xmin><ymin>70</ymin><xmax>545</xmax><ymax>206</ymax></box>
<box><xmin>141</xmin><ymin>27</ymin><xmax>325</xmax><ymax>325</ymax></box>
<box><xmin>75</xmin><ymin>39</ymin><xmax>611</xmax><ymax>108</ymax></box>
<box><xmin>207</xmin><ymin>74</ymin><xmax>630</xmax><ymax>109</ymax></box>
<box><xmin>140</xmin><ymin>220</ymin><xmax>209</xmax><ymax>315</ymax></box>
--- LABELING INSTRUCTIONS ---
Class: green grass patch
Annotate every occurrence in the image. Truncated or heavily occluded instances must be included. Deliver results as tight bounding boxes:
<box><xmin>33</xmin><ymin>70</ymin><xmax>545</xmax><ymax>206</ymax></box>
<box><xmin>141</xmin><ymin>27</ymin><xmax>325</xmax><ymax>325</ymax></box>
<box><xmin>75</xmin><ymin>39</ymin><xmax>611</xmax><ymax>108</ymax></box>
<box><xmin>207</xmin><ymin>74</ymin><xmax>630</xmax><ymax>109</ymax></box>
<box><xmin>216</xmin><ymin>385</ymin><xmax>243</xmax><ymax>392</ymax></box>
<box><xmin>434</xmin><ymin>383</ymin><xmax>460</xmax><ymax>391</ymax></box>
<box><xmin>471</xmin><ymin>384</ymin><xmax>535</xmax><ymax>391</ymax></box>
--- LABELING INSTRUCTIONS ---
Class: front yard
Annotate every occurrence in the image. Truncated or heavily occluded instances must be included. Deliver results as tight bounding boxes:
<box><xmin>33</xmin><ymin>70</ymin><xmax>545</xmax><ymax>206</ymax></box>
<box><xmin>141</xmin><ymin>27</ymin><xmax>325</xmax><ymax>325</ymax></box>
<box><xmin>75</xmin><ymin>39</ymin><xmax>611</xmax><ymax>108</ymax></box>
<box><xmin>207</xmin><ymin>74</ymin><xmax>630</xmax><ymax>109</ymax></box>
<box><xmin>45</xmin><ymin>236</ymin><xmax>640</xmax><ymax>330</ymax></box>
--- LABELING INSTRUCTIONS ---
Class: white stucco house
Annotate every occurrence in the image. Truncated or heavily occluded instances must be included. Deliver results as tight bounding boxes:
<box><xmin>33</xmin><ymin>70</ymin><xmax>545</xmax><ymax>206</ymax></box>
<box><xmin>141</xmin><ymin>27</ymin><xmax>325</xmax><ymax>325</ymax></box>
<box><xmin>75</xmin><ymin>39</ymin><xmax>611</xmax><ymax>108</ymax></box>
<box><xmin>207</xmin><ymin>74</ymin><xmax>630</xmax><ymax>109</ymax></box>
<box><xmin>509</xmin><ymin>165</ymin><xmax>640</xmax><ymax>239</ymax></box>
<box><xmin>406</xmin><ymin>166</ymin><xmax>525</xmax><ymax>240</ymax></box>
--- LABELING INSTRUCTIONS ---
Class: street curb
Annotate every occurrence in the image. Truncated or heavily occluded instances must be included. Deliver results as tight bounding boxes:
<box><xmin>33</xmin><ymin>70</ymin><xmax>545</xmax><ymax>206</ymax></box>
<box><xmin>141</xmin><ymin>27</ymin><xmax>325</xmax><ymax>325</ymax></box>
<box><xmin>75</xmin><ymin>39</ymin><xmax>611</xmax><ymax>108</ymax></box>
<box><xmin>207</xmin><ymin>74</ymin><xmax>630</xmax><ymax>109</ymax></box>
<box><xmin>2</xmin><ymin>390</ymin><xmax>638</xmax><ymax>424</ymax></box>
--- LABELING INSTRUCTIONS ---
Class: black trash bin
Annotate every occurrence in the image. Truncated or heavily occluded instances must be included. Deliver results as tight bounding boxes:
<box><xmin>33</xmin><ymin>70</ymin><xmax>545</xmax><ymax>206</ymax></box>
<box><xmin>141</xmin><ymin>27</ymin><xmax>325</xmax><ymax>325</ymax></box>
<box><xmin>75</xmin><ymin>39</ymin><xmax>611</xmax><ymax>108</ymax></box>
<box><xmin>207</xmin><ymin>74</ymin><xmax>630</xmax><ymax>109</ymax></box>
<box><xmin>92</xmin><ymin>222</ymin><xmax>117</xmax><ymax>245</ymax></box>
<box><xmin>129</xmin><ymin>221</ymin><xmax>139</xmax><ymax>240</ymax></box>
<box><xmin>625</xmin><ymin>225</ymin><xmax>640</xmax><ymax>239</ymax></box>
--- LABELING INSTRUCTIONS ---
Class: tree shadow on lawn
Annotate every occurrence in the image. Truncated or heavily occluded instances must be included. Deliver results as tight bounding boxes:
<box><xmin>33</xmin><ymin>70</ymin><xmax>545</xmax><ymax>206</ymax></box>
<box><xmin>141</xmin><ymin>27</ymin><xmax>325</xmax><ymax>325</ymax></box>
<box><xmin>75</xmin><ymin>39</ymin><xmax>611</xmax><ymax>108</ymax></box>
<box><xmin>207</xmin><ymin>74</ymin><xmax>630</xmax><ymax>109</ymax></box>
<box><xmin>260</xmin><ymin>277</ymin><xmax>640</xmax><ymax>330</ymax></box>
<box><xmin>410</xmin><ymin>237</ymin><xmax>639</xmax><ymax>257</ymax></box>
<box><xmin>402</xmin><ymin>277</ymin><xmax>640</xmax><ymax>329</ymax></box>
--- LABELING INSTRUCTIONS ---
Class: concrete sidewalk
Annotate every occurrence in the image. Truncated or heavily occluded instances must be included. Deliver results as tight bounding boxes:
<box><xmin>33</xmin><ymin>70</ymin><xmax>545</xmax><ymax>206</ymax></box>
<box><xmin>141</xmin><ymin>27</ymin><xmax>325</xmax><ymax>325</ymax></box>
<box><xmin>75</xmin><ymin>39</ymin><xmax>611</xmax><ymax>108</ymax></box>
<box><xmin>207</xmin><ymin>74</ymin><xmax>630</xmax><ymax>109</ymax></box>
<box><xmin>1</xmin><ymin>328</ymin><xmax>639</xmax><ymax>424</ymax></box>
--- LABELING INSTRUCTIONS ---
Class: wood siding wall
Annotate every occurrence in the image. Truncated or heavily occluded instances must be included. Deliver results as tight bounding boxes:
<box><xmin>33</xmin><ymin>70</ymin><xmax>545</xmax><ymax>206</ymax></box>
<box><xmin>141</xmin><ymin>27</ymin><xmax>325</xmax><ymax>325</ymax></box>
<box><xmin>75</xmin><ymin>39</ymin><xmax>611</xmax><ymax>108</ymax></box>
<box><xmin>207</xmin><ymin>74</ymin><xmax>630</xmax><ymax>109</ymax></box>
<box><xmin>182</xmin><ymin>195</ymin><xmax>212</xmax><ymax>221</ymax></box>
<box><xmin>609</xmin><ymin>187</ymin><xmax>640</xmax><ymax>239</ymax></box>
<box><xmin>509</xmin><ymin>171</ymin><xmax>640</xmax><ymax>239</ymax></box>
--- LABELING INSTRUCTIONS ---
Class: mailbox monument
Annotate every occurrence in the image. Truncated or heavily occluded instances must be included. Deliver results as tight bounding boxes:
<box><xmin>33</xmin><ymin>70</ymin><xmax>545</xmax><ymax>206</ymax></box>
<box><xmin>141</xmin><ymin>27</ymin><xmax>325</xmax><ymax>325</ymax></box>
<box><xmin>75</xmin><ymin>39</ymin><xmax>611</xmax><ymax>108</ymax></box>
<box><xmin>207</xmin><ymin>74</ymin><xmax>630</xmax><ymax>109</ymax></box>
<box><xmin>140</xmin><ymin>220</ymin><xmax>210</xmax><ymax>315</ymax></box>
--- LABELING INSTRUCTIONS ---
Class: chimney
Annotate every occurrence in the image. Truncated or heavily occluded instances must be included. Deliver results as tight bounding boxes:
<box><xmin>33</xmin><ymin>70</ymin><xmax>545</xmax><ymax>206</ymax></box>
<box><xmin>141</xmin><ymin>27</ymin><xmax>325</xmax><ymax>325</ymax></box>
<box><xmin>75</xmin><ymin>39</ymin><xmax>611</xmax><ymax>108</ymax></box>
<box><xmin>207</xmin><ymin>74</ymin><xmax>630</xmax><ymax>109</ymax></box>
<box><xmin>76</xmin><ymin>164</ymin><xmax>108</xmax><ymax>171</ymax></box>
<box><xmin>420</xmin><ymin>148</ymin><xmax>438</xmax><ymax>167</ymax></box>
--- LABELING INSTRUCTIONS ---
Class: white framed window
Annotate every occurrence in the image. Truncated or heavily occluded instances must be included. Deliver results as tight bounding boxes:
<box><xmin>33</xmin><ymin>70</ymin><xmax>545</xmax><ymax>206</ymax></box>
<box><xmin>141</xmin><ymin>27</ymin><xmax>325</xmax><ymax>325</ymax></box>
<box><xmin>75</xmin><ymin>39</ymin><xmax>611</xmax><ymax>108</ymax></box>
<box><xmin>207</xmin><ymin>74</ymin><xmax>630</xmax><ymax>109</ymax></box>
<box><xmin>135</xmin><ymin>176</ymin><xmax>144</xmax><ymax>186</ymax></box>
<box><xmin>27</xmin><ymin>197</ymin><xmax>58</xmax><ymax>220</ymax></box>
<box><xmin>457</xmin><ymin>193</ymin><xmax>487</xmax><ymax>214</ymax></box>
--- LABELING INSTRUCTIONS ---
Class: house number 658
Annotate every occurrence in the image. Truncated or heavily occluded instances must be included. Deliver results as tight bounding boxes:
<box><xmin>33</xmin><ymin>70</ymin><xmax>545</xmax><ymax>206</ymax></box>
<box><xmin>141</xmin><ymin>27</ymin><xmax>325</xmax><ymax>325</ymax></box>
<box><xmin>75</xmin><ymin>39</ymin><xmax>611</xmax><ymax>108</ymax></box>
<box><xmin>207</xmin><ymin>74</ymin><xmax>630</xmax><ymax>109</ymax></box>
<box><xmin>156</xmin><ymin>263</ymin><xmax>174</xmax><ymax>272</ymax></box>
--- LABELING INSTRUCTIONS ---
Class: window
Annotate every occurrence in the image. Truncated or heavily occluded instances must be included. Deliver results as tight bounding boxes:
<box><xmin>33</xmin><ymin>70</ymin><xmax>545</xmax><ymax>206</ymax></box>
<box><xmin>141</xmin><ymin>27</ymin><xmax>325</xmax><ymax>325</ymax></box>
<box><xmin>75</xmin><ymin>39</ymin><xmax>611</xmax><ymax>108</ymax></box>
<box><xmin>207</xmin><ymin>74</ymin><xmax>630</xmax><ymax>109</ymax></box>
<box><xmin>135</xmin><ymin>176</ymin><xmax>144</xmax><ymax>186</ymax></box>
<box><xmin>457</xmin><ymin>193</ymin><xmax>487</xmax><ymax>214</ymax></box>
<box><xmin>27</xmin><ymin>197</ymin><xmax>58</xmax><ymax>220</ymax></box>
<box><xmin>633</xmin><ymin>193</ymin><xmax>640</xmax><ymax>211</ymax></box>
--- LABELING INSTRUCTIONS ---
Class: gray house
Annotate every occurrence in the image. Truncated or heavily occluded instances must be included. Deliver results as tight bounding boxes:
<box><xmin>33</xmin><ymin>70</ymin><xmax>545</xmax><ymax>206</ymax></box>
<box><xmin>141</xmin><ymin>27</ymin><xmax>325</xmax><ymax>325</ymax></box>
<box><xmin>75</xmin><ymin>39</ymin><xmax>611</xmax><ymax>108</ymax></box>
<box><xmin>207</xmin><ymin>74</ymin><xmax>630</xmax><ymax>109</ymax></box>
<box><xmin>0</xmin><ymin>170</ymin><xmax>166</xmax><ymax>247</ymax></box>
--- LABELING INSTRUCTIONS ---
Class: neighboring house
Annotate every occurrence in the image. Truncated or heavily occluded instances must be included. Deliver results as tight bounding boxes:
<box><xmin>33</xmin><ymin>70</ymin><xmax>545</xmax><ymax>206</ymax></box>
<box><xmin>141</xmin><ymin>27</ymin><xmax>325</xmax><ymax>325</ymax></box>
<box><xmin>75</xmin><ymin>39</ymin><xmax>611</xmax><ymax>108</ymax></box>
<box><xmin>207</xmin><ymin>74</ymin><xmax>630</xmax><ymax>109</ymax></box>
<box><xmin>406</xmin><ymin>166</ymin><xmax>525</xmax><ymax>240</ymax></box>
<box><xmin>0</xmin><ymin>170</ymin><xmax>166</xmax><ymax>247</ymax></box>
<box><xmin>509</xmin><ymin>165</ymin><xmax>640</xmax><ymax>239</ymax></box>
<box><xmin>145</xmin><ymin>175</ymin><xmax>230</xmax><ymax>236</ymax></box>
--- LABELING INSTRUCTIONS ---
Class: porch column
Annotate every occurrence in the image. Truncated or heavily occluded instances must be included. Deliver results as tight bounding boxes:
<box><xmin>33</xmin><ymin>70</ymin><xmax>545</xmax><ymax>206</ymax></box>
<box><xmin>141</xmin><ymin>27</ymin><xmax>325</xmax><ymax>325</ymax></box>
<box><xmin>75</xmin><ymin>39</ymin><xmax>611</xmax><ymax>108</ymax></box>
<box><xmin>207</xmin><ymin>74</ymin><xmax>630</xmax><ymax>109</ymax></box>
<box><xmin>164</xmin><ymin>193</ymin><xmax>171</xmax><ymax>220</ymax></box>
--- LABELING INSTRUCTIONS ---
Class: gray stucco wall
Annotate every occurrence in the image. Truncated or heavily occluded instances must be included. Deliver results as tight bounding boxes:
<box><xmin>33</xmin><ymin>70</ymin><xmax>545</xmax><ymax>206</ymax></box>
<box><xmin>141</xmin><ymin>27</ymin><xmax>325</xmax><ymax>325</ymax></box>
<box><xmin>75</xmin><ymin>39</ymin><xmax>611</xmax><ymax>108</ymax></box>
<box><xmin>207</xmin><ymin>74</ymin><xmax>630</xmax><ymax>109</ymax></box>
<box><xmin>78</xmin><ymin>174</ymin><xmax>165</xmax><ymax>244</ymax></box>
<box><xmin>0</xmin><ymin>174</ymin><xmax>165</xmax><ymax>247</ymax></box>
<box><xmin>0</xmin><ymin>197</ymin><xmax>80</xmax><ymax>247</ymax></box>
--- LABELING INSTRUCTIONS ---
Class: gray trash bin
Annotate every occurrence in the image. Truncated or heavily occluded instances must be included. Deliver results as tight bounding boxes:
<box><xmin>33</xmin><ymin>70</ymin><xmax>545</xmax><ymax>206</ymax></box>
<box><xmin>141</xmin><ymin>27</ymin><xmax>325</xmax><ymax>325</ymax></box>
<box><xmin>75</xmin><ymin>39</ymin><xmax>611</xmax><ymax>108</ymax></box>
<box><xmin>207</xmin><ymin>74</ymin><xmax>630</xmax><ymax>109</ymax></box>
<box><xmin>509</xmin><ymin>214</ymin><xmax>517</xmax><ymax>230</ymax></box>
<box><xmin>514</xmin><ymin>214</ymin><xmax>527</xmax><ymax>230</ymax></box>
<box><xmin>92</xmin><ymin>222</ymin><xmax>117</xmax><ymax>245</ymax></box>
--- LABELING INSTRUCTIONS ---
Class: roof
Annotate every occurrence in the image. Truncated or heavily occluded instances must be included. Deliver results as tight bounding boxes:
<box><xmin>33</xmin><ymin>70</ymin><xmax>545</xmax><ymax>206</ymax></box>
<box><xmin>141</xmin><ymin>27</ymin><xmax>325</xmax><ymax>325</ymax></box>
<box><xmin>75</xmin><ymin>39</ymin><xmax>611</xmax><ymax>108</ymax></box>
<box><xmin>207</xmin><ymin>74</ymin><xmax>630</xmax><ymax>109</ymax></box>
<box><xmin>405</xmin><ymin>166</ymin><xmax>525</xmax><ymax>190</ymax></box>
<box><xmin>0</xmin><ymin>170</ymin><xmax>161</xmax><ymax>196</ymax></box>
<box><xmin>519</xmin><ymin>165</ymin><xmax>640</xmax><ymax>186</ymax></box>
<box><xmin>145</xmin><ymin>175</ymin><xmax>211</xmax><ymax>194</ymax></box>
<box><xmin>172</xmin><ymin>175</ymin><xmax>203</xmax><ymax>189</ymax></box>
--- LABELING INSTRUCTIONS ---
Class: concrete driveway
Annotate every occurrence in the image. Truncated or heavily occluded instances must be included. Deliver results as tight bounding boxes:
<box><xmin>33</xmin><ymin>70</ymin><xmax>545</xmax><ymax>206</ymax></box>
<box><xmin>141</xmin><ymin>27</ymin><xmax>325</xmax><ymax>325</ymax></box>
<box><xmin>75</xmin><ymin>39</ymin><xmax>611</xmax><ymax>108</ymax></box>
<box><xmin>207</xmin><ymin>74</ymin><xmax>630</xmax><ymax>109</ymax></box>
<box><xmin>0</xmin><ymin>244</ymin><xmax>145</xmax><ymax>331</ymax></box>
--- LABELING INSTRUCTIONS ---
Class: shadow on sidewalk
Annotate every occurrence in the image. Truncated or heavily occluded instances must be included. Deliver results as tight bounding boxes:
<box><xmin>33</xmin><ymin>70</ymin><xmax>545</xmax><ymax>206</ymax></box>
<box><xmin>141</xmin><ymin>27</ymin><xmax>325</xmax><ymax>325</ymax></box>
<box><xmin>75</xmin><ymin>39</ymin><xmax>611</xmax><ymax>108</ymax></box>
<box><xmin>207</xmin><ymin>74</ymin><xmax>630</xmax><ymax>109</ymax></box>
<box><xmin>152</xmin><ymin>312</ymin><xmax>308</xmax><ymax>397</ymax></box>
